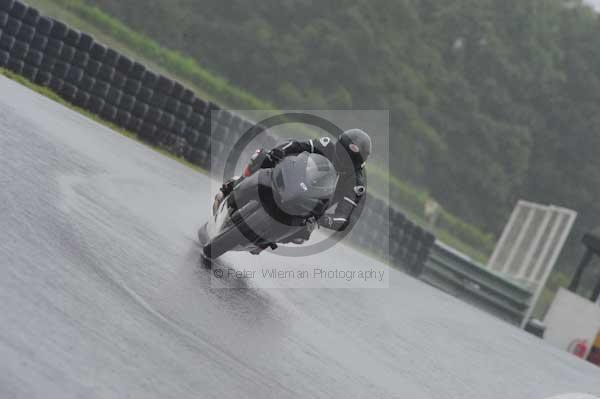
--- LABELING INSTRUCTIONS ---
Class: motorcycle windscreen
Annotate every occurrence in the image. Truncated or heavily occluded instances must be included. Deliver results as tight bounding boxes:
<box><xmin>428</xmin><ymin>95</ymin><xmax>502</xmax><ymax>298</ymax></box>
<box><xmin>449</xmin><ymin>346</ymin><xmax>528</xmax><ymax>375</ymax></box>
<box><xmin>272</xmin><ymin>152</ymin><xmax>338</xmax><ymax>218</ymax></box>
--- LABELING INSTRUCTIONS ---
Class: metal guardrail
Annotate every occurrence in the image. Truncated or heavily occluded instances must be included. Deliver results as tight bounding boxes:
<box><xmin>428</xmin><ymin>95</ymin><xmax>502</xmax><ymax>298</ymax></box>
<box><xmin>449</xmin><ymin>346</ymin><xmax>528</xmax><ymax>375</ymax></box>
<box><xmin>420</xmin><ymin>241</ymin><xmax>533</xmax><ymax>325</ymax></box>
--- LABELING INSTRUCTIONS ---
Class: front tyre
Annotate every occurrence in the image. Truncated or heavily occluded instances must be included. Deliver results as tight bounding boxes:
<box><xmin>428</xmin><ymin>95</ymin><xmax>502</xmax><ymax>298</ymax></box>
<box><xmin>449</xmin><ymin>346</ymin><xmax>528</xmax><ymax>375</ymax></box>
<box><xmin>202</xmin><ymin>202</ymin><xmax>262</xmax><ymax>265</ymax></box>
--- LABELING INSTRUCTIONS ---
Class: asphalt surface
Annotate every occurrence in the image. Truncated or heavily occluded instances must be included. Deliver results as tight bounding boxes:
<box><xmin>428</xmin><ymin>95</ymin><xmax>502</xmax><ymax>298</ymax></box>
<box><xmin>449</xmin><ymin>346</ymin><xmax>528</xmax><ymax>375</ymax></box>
<box><xmin>0</xmin><ymin>75</ymin><xmax>599</xmax><ymax>398</ymax></box>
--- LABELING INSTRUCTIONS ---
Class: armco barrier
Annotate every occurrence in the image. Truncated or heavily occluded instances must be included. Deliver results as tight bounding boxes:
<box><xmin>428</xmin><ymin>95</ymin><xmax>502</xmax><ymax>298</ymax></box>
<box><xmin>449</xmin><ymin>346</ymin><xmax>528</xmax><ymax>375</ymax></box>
<box><xmin>0</xmin><ymin>0</ymin><xmax>435</xmax><ymax>273</ymax></box>
<box><xmin>422</xmin><ymin>242</ymin><xmax>533</xmax><ymax>325</ymax></box>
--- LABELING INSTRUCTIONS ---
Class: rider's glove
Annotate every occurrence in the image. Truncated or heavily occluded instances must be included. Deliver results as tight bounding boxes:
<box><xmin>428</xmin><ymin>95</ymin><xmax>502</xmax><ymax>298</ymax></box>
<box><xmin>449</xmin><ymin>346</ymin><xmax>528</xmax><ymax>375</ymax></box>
<box><xmin>318</xmin><ymin>215</ymin><xmax>334</xmax><ymax>229</ymax></box>
<box><xmin>220</xmin><ymin>177</ymin><xmax>240</xmax><ymax>196</ymax></box>
<box><xmin>304</xmin><ymin>216</ymin><xmax>317</xmax><ymax>226</ymax></box>
<box><xmin>267</xmin><ymin>148</ymin><xmax>285</xmax><ymax>163</ymax></box>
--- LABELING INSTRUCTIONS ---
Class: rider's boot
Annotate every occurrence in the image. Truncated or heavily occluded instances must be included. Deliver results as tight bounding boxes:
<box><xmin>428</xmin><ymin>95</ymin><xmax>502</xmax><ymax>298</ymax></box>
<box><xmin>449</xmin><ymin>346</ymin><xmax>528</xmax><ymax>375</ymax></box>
<box><xmin>212</xmin><ymin>192</ymin><xmax>225</xmax><ymax>216</ymax></box>
<box><xmin>212</xmin><ymin>177</ymin><xmax>240</xmax><ymax>216</ymax></box>
<box><xmin>250</xmin><ymin>243</ymin><xmax>277</xmax><ymax>255</ymax></box>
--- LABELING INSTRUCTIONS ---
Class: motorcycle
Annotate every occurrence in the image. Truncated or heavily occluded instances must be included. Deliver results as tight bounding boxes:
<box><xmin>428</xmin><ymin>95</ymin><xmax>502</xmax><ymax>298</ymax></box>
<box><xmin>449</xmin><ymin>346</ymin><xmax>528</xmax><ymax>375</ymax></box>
<box><xmin>198</xmin><ymin>151</ymin><xmax>338</xmax><ymax>267</ymax></box>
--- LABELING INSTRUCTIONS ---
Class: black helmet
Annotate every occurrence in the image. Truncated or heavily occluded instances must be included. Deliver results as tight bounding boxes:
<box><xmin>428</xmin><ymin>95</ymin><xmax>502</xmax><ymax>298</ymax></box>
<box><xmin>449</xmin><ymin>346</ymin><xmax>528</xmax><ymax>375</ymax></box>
<box><xmin>336</xmin><ymin>129</ymin><xmax>372</xmax><ymax>168</ymax></box>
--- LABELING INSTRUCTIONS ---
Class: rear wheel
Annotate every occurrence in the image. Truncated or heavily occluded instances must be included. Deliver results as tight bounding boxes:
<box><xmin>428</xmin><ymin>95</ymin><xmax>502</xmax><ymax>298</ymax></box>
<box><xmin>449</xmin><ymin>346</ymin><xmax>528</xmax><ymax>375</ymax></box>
<box><xmin>197</xmin><ymin>223</ymin><xmax>208</xmax><ymax>244</ymax></box>
<box><xmin>200</xmin><ymin>250</ymin><xmax>212</xmax><ymax>269</ymax></box>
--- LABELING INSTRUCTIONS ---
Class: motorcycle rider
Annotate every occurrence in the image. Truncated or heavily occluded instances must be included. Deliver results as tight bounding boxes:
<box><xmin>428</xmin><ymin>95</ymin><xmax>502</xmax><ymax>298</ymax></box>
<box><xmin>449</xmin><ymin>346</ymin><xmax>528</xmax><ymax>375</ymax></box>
<box><xmin>213</xmin><ymin>128</ymin><xmax>371</xmax><ymax>244</ymax></box>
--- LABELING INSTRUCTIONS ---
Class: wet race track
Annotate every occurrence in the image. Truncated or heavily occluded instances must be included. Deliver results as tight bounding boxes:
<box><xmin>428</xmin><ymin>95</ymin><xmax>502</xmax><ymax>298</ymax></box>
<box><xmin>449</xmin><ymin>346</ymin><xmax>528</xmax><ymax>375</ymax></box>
<box><xmin>0</xmin><ymin>76</ymin><xmax>599</xmax><ymax>398</ymax></box>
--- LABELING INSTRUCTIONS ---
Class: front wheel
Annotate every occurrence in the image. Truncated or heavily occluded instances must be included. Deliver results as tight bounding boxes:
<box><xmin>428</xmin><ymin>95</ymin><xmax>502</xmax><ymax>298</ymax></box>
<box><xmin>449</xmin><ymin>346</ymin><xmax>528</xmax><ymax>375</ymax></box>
<box><xmin>202</xmin><ymin>202</ymin><xmax>262</xmax><ymax>265</ymax></box>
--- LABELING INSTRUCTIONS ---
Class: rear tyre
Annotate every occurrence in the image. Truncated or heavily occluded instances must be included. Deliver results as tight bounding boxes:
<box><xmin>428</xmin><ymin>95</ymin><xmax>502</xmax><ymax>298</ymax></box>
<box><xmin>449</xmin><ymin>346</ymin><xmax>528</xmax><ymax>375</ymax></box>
<box><xmin>197</xmin><ymin>223</ymin><xmax>209</xmax><ymax>245</ymax></box>
<box><xmin>200</xmin><ymin>249</ymin><xmax>212</xmax><ymax>269</ymax></box>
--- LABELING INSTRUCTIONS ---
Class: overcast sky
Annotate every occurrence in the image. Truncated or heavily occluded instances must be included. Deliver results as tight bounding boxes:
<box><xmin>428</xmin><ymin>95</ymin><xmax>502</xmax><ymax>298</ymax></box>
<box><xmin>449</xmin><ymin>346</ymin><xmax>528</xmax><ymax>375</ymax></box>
<box><xmin>584</xmin><ymin>0</ymin><xmax>600</xmax><ymax>10</ymax></box>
